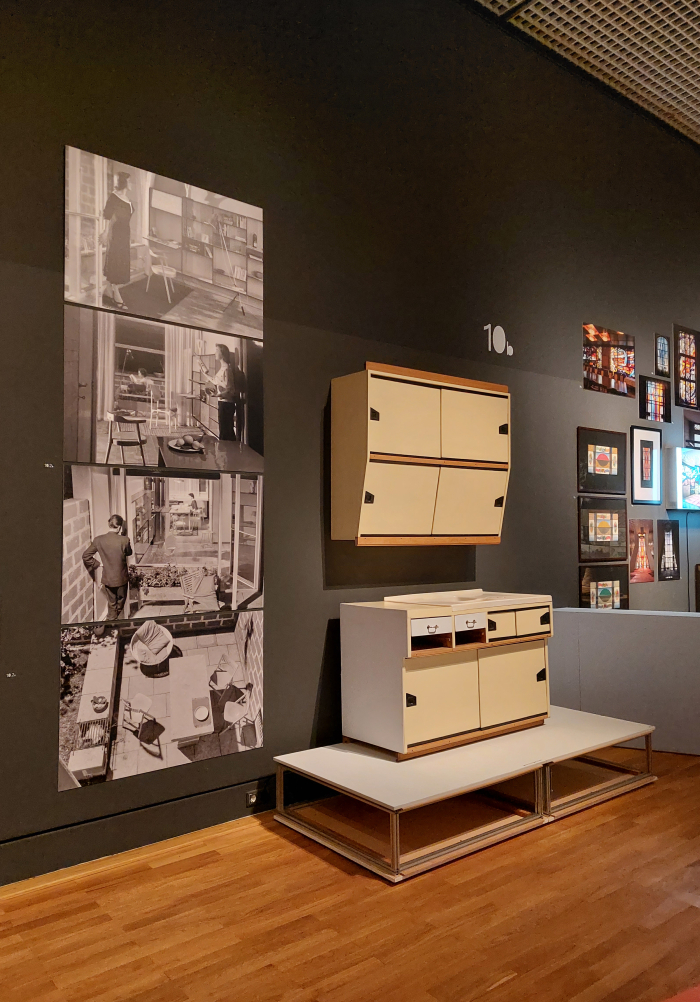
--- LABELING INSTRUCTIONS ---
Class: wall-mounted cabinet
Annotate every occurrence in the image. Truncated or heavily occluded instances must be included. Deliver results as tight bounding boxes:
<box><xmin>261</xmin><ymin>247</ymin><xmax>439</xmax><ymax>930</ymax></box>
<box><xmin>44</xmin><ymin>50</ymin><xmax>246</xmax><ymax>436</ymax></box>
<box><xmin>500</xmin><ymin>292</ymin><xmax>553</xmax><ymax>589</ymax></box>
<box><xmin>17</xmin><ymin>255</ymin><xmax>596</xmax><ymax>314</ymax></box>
<box><xmin>340</xmin><ymin>589</ymin><xmax>552</xmax><ymax>758</ymax></box>
<box><xmin>331</xmin><ymin>363</ymin><xmax>510</xmax><ymax>545</ymax></box>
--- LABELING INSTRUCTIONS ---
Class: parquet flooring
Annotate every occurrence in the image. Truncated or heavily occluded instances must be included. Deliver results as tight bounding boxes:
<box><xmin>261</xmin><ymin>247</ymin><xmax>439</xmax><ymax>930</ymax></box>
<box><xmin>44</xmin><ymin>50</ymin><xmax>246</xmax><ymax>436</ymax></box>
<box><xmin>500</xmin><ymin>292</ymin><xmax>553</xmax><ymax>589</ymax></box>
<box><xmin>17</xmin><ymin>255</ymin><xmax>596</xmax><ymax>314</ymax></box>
<box><xmin>2</xmin><ymin>751</ymin><xmax>700</xmax><ymax>1002</ymax></box>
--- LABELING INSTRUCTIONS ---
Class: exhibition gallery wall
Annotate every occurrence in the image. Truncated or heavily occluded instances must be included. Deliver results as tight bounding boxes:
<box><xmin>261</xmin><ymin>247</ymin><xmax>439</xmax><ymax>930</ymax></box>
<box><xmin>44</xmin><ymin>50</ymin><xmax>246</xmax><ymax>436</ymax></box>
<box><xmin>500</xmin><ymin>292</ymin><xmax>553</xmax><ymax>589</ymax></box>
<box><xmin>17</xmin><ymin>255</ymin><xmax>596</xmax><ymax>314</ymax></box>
<box><xmin>2</xmin><ymin>0</ymin><xmax>700</xmax><ymax>882</ymax></box>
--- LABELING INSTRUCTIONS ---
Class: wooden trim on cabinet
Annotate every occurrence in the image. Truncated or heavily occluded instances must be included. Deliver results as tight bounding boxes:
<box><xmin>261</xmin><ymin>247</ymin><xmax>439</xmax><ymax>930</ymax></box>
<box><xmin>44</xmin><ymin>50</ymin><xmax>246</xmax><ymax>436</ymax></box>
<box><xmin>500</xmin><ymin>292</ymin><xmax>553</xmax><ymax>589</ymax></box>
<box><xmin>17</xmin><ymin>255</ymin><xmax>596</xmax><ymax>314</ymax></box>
<box><xmin>369</xmin><ymin>453</ymin><xmax>509</xmax><ymax>470</ymax></box>
<box><xmin>355</xmin><ymin>535</ymin><xmax>502</xmax><ymax>546</ymax></box>
<box><xmin>365</xmin><ymin>361</ymin><xmax>508</xmax><ymax>395</ymax></box>
<box><xmin>408</xmin><ymin>631</ymin><xmax>551</xmax><ymax>658</ymax></box>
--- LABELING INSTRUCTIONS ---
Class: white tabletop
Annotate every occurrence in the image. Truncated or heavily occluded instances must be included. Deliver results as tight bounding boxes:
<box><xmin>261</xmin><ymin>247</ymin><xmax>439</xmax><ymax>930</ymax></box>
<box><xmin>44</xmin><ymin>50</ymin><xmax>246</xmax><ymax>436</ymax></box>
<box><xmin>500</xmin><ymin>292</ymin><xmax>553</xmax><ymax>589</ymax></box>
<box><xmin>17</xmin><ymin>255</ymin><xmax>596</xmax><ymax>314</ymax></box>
<box><xmin>274</xmin><ymin>706</ymin><xmax>654</xmax><ymax>811</ymax></box>
<box><xmin>169</xmin><ymin>654</ymin><xmax>214</xmax><ymax>741</ymax></box>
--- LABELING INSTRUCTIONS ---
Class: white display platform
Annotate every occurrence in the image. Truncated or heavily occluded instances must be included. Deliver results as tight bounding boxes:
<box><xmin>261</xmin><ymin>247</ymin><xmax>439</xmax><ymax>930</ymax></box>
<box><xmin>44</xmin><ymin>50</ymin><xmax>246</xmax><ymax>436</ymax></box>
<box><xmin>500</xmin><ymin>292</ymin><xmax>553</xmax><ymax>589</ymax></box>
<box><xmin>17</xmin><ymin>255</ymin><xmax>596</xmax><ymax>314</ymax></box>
<box><xmin>275</xmin><ymin>706</ymin><xmax>655</xmax><ymax>882</ymax></box>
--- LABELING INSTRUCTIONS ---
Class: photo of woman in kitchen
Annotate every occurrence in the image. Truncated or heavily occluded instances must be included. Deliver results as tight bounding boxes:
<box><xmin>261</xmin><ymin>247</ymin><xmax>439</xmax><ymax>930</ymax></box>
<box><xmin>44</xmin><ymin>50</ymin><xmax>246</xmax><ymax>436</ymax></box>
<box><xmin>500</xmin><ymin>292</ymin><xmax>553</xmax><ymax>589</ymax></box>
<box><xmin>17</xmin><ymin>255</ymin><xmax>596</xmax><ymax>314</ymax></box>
<box><xmin>101</xmin><ymin>171</ymin><xmax>133</xmax><ymax>310</ymax></box>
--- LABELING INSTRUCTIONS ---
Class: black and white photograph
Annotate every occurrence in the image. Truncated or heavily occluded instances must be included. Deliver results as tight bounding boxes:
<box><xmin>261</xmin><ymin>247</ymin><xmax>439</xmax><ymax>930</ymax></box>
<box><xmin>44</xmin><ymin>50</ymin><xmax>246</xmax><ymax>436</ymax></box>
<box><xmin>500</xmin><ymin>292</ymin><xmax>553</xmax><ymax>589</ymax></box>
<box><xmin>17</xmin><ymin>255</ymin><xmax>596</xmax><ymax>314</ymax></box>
<box><xmin>62</xmin><ymin>465</ymin><xmax>263</xmax><ymax>626</ymax></box>
<box><xmin>657</xmin><ymin>519</ymin><xmax>681</xmax><ymax>581</ymax></box>
<box><xmin>58</xmin><ymin>612</ymin><xmax>263</xmax><ymax>789</ymax></box>
<box><xmin>64</xmin><ymin>147</ymin><xmax>263</xmax><ymax>337</ymax></box>
<box><xmin>64</xmin><ymin>304</ymin><xmax>263</xmax><ymax>471</ymax></box>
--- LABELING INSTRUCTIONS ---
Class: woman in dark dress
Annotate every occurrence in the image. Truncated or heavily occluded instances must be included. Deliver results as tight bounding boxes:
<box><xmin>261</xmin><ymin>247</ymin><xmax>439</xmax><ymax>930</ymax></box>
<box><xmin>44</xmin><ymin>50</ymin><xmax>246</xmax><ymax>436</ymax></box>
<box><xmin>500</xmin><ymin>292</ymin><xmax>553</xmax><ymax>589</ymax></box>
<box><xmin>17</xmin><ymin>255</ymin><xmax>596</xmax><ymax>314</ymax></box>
<box><xmin>100</xmin><ymin>171</ymin><xmax>132</xmax><ymax>309</ymax></box>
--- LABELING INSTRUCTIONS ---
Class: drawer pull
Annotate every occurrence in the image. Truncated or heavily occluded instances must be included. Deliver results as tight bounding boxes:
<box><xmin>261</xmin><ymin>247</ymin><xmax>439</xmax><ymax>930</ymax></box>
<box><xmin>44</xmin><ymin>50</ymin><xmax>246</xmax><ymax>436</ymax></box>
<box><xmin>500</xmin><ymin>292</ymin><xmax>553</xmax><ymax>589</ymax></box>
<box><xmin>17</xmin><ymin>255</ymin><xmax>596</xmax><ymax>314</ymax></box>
<box><xmin>499</xmin><ymin>423</ymin><xmax>509</xmax><ymax>435</ymax></box>
<box><xmin>540</xmin><ymin>611</ymin><xmax>550</xmax><ymax>626</ymax></box>
<box><xmin>370</xmin><ymin>408</ymin><xmax>380</xmax><ymax>421</ymax></box>
<box><xmin>426</xmin><ymin>624</ymin><xmax>438</xmax><ymax>634</ymax></box>
<box><xmin>406</xmin><ymin>693</ymin><xmax>417</xmax><ymax>707</ymax></box>
<box><xmin>364</xmin><ymin>491</ymin><xmax>375</xmax><ymax>504</ymax></box>
<box><xmin>488</xmin><ymin>619</ymin><xmax>497</xmax><ymax>631</ymax></box>
<box><xmin>494</xmin><ymin>496</ymin><xmax>504</xmax><ymax>507</ymax></box>
<box><xmin>536</xmin><ymin>668</ymin><xmax>547</xmax><ymax>682</ymax></box>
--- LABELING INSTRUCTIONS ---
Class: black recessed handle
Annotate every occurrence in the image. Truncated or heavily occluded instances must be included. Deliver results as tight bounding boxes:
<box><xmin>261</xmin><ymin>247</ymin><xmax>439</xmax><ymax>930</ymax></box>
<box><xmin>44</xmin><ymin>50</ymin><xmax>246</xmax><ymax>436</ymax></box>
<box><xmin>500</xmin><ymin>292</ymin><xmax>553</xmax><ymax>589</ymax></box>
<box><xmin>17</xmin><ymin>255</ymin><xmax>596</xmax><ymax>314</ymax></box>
<box><xmin>370</xmin><ymin>408</ymin><xmax>380</xmax><ymax>421</ymax></box>
<box><xmin>540</xmin><ymin>611</ymin><xmax>550</xmax><ymax>626</ymax></box>
<box><xmin>494</xmin><ymin>496</ymin><xmax>504</xmax><ymax>507</ymax></box>
<box><xmin>499</xmin><ymin>423</ymin><xmax>509</xmax><ymax>435</ymax></box>
<box><xmin>364</xmin><ymin>491</ymin><xmax>375</xmax><ymax>504</ymax></box>
<box><xmin>488</xmin><ymin>619</ymin><xmax>497</xmax><ymax>631</ymax></box>
<box><xmin>406</xmin><ymin>693</ymin><xmax>417</xmax><ymax>707</ymax></box>
<box><xmin>536</xmin><ymin>667</ymin><xmax>547</xmax><ymax>682</ymax></box>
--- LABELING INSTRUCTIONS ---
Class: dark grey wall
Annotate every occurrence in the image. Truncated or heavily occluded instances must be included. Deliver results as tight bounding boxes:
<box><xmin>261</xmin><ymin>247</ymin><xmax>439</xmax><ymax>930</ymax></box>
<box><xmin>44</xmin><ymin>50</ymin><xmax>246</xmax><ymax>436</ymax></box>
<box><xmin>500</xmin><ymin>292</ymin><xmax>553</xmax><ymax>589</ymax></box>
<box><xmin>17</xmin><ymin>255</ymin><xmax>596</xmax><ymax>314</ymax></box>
<box><xmin>2</xmin><ymin>0</ymin><xmax>700</xmax><ymax>881</ymax></box>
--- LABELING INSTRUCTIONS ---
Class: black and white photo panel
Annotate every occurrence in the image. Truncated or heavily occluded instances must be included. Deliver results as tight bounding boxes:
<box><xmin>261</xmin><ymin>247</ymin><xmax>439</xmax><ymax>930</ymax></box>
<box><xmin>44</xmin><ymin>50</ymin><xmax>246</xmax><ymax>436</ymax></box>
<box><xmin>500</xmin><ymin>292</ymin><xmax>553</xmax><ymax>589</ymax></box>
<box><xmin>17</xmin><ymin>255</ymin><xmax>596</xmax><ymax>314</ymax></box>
<box><xmin>62</xmin><ymin>465</ymin><xmax>263</xmax><ymax>626</ymax></box>
<box><xmin>58</xmin><ymin>611</ymin><xmax>263</xmax><ymax>789</ymax></box>
<box><xmin>64</xmin><ymin>147</ymin><xmax>263</xmax><ymax>338</ymax></box>
<box><xmin>63</xmin><ymin>304</ymin><xmax>263</xmax><ymax>469</ymax></box>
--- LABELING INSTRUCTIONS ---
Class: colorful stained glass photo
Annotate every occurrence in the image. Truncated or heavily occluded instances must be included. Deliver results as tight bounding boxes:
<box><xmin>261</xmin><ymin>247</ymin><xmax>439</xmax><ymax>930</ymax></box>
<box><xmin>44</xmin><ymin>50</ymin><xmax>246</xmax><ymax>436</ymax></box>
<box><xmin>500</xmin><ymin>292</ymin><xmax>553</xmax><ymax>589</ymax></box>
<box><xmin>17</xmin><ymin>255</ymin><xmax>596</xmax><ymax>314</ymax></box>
<box><xmin>577</xmin><ymin>427</ymin><xmax>627</xmax><ymax>495</ymax></box>
<box><xmin>630</xmin><ymin>426</ymin><xmax>662</xmax><ymax>505</ymax></box>
<box><xmin>638</xmin><ymin>376</ymin><xmax>671</xmax><ymax>423</ymax></box>
<box><xmin>579</xmin><ymin>563</ymin><xmax>629</xmax><ymax>610</ymax></box>
<box><xmin>629</xmin><ymin>518</ymin><xmax>655</xmax><ymax>584</ymax></box>
<box><xmin>582</xmin><ymin>324</ymin><xmax>636</xmax><ymax>398</ymax></box>
<box><xmin>655</xmin><ymin>335</ymin><xmax>670</xmax><ymax>378</ymax></box>
<box><xmin>674</xmin><ymin>324</ymin><xmax>700</xmax><ymax>409</ymax></box>
<box><xmin>578</xmin><ymin>496</ymin><xmax>628</xmax><ymax>562</ymax></box>
<box><xmin>657</xmin><ymin>519</ymin><xmax>681</xmax><ymax>581</ymax></box>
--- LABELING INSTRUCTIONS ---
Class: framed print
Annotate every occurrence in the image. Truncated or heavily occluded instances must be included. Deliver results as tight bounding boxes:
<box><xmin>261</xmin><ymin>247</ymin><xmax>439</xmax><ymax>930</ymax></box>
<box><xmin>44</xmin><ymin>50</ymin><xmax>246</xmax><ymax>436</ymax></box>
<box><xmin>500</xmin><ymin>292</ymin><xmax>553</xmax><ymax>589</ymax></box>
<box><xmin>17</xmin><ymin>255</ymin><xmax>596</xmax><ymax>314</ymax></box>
<box><xmin>628</xmin><ymin>518</ymin><xmax>655</xmax><ymax>583</ymax></box>
<box><xmin>638</xmin><ymin>376</ymin><xmax>671</xmax><ymax>423</ymax></box>
<box><xmin>630</xmin><ymin>426</ymin><xmax>662</xmax><ymax>504</ymax></box>
<box><xmin>579</xmin><ymin>564</ymin><xmax>629</xmax><ymax>610</ymax></box>
<box><xmin>577</xmin><ymin>427</ymin><xmax>627</xmax><ymax>495</ymax></box>
<box><xmin>657</xmin><ymin>519</ymin><xmax>680</xmax><ymax>580</ymax></box>
<box><xmin>578</xmin><ymin>496</ymin><xmax>628</xmax><ymax>563</ymax></box>
<box><xmin>655</xmin><ymin>334</ymin><xmax>671</xmax><ymax>377</ymax></box>
<box><xmin>582</xmin><ymin>324</ymin><xmax>635</xmax><ymax>398</ymax></box>
<box><xmin>674</xmin><ymin>323</ymin><xmax>700</xmax><ymax>409</ymax></box>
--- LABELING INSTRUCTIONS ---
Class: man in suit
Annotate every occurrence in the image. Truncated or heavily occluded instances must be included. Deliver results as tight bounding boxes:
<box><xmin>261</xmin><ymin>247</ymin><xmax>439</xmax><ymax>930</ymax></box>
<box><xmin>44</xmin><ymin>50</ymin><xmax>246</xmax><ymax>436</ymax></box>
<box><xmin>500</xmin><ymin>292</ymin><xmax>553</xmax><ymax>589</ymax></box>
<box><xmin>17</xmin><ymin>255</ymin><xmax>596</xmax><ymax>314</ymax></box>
<box><xmin>82</xmin><ymin>514</ymin><xmax>133</xmax><ymax>620</ymax></box>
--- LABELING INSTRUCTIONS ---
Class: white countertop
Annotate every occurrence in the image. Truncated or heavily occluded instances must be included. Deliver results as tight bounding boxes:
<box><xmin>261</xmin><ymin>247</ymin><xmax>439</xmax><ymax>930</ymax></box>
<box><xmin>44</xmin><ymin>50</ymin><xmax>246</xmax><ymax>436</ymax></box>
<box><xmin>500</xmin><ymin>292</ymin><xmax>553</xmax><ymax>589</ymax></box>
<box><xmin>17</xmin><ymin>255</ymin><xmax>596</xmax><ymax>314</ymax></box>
<box><xmin>275</xmin><ymin>706</ymin><xmax>653</xmax><ymax>811</ymax></box>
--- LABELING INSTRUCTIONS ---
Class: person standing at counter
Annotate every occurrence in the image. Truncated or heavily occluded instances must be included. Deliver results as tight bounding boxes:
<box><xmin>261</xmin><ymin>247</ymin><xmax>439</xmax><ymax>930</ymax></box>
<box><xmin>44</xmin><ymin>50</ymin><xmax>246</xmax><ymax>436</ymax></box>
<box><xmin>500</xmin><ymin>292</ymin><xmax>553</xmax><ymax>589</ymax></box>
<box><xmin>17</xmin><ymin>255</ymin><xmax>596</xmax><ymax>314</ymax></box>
<box><xmin>232</xmin><ymin>347</ymin><xmax>247</xmax><ymax>444</ymax></box>
<box><xmin>82</xmin><ymin>514</ymin><xmax>133</xmax><ymax>620</ymax></box>
<box><xmin>100</xmin><ymin>171</ymin><xmax>132</xmax><ymax>310</ymax></box>
<box><xmin>199</xmin><ymin>344</ymin><xmax>237</xmax><ymax>441</ymax></box>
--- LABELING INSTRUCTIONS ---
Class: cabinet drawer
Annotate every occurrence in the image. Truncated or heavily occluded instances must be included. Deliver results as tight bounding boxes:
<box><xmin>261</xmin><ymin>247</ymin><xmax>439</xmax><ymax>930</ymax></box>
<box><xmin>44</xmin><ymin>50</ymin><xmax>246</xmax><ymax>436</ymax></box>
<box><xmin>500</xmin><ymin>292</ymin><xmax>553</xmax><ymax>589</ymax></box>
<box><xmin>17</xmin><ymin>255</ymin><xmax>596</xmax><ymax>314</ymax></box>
<box><xmin>515</xmin><ymin>607</ymin><xmax>551</xmax><ymax>637</ymax></box>
<box><xmin>454</xmin><ymin>611</ymin><xmax>487</xmax><ymax>646</ymax></box>
<box><xmin>367</xmin><ymin>376</ymin><xmax>441</xmax><ymax>458</ymax></box>
<box><xmin>359</xmin><ymin>462</ymin><xmax>439</xmax><ymax>536</ymax></box>
<box><xmin>410</xmin><ymin>616</ymin><xmax>453</xmax><ymax>638</ymax></box>
<box><xmin>486</xmin><ymin>611</ymin><xmax>516</xmax><ymax>639</ymax></box>
<box><xmin>441</xmin><ymin>389</ymin><xmax>510</xmax><ymax>463</ymax></box>
<box><xmin>431</xmin><ymin>467</ymin><xmax>508</xmax><ymax>537</ymax></box>
<box><xmin>478</xmin><ymin>641</ymin><xmax>548</xmax><ymax>729</ymax></box>
<box><xmin>404</xmin><ymin>655</ymin><xmax>480</xmax><ymax>746</ymax></box>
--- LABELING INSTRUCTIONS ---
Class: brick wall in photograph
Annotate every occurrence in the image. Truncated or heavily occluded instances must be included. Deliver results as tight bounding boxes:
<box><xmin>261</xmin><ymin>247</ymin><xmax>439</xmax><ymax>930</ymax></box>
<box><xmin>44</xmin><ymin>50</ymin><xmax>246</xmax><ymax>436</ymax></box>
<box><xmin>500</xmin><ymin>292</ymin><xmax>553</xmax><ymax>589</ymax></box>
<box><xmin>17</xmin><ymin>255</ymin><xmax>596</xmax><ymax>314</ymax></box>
<box><xmin>62</xmin><ymin>498</ymin><xmax>93</xmax><ymax>624</ymax></box>
<box><xmin>234</xmin><ymin>610</ymin><xmax>263</xmax><ymax>724</ymax></box>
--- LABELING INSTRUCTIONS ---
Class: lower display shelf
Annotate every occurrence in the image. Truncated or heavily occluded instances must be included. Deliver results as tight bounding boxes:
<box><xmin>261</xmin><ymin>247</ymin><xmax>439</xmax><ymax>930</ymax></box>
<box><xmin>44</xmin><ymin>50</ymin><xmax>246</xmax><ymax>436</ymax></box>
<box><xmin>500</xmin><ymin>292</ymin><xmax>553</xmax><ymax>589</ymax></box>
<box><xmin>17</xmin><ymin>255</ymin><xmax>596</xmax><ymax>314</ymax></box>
<box><xmin>275</xmin><ymin>706</ymin><xmax>656</xmax><ymax>883</ymax></box>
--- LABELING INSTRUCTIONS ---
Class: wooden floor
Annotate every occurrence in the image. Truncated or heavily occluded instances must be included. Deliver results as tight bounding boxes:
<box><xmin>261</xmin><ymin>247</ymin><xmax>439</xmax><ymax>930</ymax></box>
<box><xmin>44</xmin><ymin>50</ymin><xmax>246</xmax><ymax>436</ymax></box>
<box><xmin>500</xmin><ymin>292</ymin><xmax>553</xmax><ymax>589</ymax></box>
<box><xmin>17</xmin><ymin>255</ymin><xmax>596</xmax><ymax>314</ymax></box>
<box><xmin>2</xmin><ymin>751</ymin><xmax>700</xmax><ymax>1002</ymax></box>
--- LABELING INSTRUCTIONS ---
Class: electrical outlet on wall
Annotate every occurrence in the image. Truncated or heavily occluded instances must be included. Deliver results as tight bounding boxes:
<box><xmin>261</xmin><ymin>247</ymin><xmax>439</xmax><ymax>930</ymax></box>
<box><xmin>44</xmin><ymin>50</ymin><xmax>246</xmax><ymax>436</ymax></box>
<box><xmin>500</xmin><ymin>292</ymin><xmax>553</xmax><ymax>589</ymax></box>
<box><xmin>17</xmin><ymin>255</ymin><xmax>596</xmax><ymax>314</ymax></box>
<box><xmin>246</xmin><ymin>791</ymin><xmax>258</xmax><ymax>808</ymax></box>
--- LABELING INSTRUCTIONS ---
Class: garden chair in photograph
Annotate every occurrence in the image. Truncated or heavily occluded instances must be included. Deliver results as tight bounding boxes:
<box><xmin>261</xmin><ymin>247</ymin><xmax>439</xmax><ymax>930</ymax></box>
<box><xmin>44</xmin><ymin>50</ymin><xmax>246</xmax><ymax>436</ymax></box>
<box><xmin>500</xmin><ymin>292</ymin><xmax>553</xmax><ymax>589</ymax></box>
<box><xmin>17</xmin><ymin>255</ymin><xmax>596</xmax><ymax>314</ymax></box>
<box><xmin>123</xmin><ymin>693</ymin><xmax>163</xmax><ymax>757</ymax></box>
<box><xmin>145</xmin><ymin>240</ymin><xmax>177</xmax><ymax>303</ymax></box>
<box><xmin>178</xmin><ymin>566</ymin><xmax>220</xmax><ymax>613</ymax></box>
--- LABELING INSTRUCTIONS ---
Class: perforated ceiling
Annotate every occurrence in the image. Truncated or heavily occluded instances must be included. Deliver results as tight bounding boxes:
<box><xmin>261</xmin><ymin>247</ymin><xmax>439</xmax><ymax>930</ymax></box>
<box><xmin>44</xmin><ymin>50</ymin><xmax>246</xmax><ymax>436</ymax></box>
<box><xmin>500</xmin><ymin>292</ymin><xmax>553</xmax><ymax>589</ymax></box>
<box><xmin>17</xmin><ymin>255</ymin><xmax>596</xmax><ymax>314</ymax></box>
<box><xmin>472</xmin><ymin>1</ymin><xmax>700</xmax><ymax>146</ymax></box>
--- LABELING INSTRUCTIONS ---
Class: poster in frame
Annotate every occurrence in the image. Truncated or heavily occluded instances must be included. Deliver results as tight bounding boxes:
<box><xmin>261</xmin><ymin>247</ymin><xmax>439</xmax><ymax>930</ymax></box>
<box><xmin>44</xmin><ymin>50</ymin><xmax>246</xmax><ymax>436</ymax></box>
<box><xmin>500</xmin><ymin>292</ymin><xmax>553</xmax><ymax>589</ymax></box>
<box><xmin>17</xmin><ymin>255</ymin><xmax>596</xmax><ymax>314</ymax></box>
<box><xmin>582</xmin><ymin>324</ymin><xmax>635</xmax><ymax>398</ymax></box>
<box><xmin>577</xmin><ymin>427</ymin><xmax>627</xmax><ymax>495</ymax></box>
<box><xmin>578</xmin><ymin>496</ymin><xmax>628</xmax><ymax>563</ymax></box>
<box><xmin>655</xmin><ymin>334</ymin><xmax>671</xmax><ymax>378</ymax></box>
<box><xmin>657</xmin><ymin>519</ymin><xmax>681</xmax><ymax>581</ymax></box>
<box><xmin>630</xmin><ymin>426</ymin><xmax>662</xmax><ymax>505</ymax></box>
<box><xmin>579</xmin><ymin>563</ymin><xmax>629</xmax><ymax>610</ymax></box>
<box><xmin>638</xmin><ymin>375</ymin><xmax>671</xmax><ymax>423</ymax></box>
<box><xmin>628</xmin><ymin>518</ymin><xmax>655</xmax><ymax>584</ymax></box>
<box><xmin>673</xmin><ymin>323</ymin><xmax>700</xmax><ymax>409</ymax></box>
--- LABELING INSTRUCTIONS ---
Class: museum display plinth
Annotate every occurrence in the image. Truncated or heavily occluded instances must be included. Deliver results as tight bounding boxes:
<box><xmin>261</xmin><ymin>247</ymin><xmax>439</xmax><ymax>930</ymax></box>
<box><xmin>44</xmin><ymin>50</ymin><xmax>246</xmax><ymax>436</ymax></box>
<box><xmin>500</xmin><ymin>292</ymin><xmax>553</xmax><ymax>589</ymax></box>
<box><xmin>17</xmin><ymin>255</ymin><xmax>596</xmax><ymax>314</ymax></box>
<box><xmin>274</xmin><ymin>706</ymin><xmax>655</xmax><ymax>883</ymax></box>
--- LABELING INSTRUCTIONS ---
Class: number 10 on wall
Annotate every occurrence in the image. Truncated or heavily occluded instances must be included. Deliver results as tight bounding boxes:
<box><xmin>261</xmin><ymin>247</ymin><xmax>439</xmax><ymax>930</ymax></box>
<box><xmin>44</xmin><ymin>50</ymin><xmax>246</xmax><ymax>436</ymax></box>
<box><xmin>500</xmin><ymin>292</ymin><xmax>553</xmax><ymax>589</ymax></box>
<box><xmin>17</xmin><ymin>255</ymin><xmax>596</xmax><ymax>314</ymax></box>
<box><xmin>485</xmin><ymin>324</ymin><xmax>514</xmax><ymax>356</ymax></box>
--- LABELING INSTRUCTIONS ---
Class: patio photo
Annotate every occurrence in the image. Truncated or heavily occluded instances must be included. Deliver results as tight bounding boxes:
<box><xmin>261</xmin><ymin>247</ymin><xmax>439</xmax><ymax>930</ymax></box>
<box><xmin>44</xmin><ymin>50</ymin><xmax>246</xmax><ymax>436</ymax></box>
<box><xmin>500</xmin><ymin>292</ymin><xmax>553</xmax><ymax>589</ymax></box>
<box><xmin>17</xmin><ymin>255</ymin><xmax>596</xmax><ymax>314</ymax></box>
<box><xmin>58</xmin><ymin>613</ymin><xmax>263</xmax><ymax>789</ymax></box>
<box><xmin>62</xmin><ymin>465</ymin><xmax>262</xmax><ymax>625</ymax></box>
<box><xmin>64</xmin><ymin>147</ymin><xmax>263</xmax><ymax>338</ymax></box>
<box><xmin>64</xmin><ymin>304</ymin><xmax>263</xmax><ymax>470</ymax></box>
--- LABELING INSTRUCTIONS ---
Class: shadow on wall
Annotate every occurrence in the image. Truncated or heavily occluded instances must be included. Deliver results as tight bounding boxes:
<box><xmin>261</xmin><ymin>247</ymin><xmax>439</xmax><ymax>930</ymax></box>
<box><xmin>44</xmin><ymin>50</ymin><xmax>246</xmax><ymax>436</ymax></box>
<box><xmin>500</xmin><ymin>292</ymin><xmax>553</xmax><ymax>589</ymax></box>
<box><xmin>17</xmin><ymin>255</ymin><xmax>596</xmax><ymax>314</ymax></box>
<box><xmin>311</xmin><ymin>618</ymin><xmax>343</xmax><ymax>747</ymax></box>
<box><xmin>320</xmin><ymin>395</ymin><xmax>476</xmax><ymax>588</ymax></box>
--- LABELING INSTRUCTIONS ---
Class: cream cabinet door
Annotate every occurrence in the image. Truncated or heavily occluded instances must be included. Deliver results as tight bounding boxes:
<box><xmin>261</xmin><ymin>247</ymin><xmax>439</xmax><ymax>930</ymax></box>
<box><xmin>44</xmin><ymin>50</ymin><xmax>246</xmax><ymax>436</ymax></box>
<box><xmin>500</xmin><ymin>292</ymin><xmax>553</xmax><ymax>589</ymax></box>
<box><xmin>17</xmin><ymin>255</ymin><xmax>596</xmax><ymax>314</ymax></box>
<box><xmin>441</xmin><ymin>389</ymin><xmax>509</xmax><ymax>462</ymax></box>
<box><xmin>359</xmin><ymin>462</ymin><xmax>439</xmax><ymax>536</ymax></box>
<box><xmin>478</xmin><ymin>641</ymin><xmax>548</xmax><ymax>729</ymax></box>
<box><xmin>367</xmin><ymin>376</ymin><xmax>441</xmax><ymax>458</ymax></box>
<box><xmin>404</xmin><ymin>654</ymin><xmax>480</xmax><ymax>746</ymax></box>
<box><xmin>431</xmin><ymin>467</ymin><xmax>508</xmax><ymax>536</ymax></box>
<box><xmin>515</xmin><ymin>606</ymin><xmax>551</xmax><ymax>637</ymax></box>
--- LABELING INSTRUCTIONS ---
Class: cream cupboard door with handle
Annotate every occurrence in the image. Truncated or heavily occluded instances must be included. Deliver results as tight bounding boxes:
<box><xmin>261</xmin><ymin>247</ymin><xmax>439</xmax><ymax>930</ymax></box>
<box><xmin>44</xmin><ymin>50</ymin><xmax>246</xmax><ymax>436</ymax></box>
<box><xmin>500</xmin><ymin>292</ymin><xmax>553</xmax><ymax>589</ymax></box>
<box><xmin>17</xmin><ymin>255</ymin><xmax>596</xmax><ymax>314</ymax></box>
<box><xmin>367</xmin><ymin>376</ymin><xmax>441</xmax><ymax>458</ymax></box>
<box><xmin>432</xmin><ymin>467</ymin><xmax>508</xmax><ymax>536</ymax></box>
<box><xmin>441</xmin><ymin>389</ymin><xmax>510</xmax><ymax>462</ymax></box>
<box><xmin>404</xmin><ymin>653</ymin><xmax>480</xmax><ymax>746</ymax></box>
<box><xmin>359</xmin><ymin>462</ymin><xmax>439</xmax><ymax>536</ymax></box>
<box><xmin>478</xmin><ymin>641</ymin><xmax>548</xmax><ymax>729</ymax></box>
